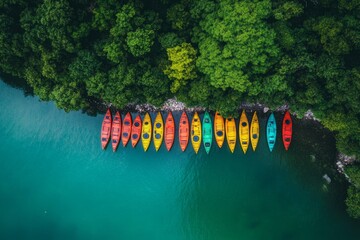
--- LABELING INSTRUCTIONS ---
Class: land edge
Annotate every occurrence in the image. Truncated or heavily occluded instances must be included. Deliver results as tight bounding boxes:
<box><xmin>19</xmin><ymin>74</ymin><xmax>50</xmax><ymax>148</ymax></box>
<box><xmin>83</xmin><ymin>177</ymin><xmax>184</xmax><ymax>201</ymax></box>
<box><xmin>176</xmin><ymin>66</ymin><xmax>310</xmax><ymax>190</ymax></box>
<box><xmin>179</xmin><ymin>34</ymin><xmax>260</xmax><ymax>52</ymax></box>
<box><xmin>104</xmin><ymin>98</ymin><xmax>357</xmax><ymax>178</ymax></box>
<box><xmin>104</xmin><ymin>98</ymin><xmax>317</xmax><ymax>119</ymax></box>
<box><xmin>1</xmin><ymin>76</ymin><xmax>357</xmax><ymax>182</ymax></box>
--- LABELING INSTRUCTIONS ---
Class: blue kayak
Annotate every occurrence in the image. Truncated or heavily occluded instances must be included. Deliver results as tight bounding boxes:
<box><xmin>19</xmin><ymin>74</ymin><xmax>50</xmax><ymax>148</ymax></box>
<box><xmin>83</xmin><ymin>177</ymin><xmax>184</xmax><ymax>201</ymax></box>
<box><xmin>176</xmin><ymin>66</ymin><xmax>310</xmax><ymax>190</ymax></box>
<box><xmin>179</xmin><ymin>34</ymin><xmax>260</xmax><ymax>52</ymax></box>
<box><xmin>266</xmin><ymin>113</ymin><xmax>277</xmax><ymax>152</ymax></box>
<box><xmin>202</xmin><ymin>111</ymin><xmax>213</xmax><ymax>154</ymax></box>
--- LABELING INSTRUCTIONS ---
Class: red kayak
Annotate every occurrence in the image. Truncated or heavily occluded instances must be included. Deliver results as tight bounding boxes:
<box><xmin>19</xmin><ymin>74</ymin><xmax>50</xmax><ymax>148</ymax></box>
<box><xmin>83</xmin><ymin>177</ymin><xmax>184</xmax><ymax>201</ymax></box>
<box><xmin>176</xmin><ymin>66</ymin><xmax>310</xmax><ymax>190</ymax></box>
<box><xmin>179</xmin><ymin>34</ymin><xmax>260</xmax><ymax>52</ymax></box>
<box><xmin>282</xmin><ymin>111</ymin><xmax>293</xmax><ymax>151</ymax></box>
<box><xmin>122</xmin><ymin>112</ymin><xmax>132</xmax><ymax>147</ymax></box>
<box><xmin>131</xmin><ymin>115</ymin><xmax>142</xmax><ymax>148</ymax></box>
<box><xmin>179</xmin><ymin>111</ymin><xmax>189</xmax><ymax>151</ymax></box>
<box><xmin>101</xmin><ymin>109</ymin><xmax>112</xmax><ymax>150</ymax></box>
<box><xmin>111</xmin><ymin>111</ymin><xmax>122</xmax><ymax>152</ymax></box>
<box><xmin>165</xmin><ymin>112</ymin><xmax>175</xmax><ymax>151</ymax></box>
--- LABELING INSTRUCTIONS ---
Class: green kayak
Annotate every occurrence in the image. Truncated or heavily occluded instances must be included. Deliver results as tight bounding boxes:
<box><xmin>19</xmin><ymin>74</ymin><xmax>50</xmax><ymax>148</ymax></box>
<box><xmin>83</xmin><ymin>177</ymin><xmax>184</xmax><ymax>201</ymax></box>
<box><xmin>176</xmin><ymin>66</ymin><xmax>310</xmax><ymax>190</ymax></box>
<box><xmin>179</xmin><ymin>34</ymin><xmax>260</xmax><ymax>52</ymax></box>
<box><xmin>266</xmin><ymin>113</ymin><xmax>277</xmax><ymax>152</ymax></box>
<box><xmin>202</xmin><ymin>111</ymin><xmax>213</xmax><ymax>154</ymax></box>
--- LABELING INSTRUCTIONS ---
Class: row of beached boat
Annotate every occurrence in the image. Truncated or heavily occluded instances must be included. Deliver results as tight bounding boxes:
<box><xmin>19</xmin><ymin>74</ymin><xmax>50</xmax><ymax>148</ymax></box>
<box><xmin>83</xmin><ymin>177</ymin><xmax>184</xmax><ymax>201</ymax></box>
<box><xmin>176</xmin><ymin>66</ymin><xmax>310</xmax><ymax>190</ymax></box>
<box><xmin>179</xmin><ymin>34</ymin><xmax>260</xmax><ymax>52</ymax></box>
<box><xmin>101</xmin><ymin>110</ymin><xmax>293</xmax><ymax>154</ymax></box>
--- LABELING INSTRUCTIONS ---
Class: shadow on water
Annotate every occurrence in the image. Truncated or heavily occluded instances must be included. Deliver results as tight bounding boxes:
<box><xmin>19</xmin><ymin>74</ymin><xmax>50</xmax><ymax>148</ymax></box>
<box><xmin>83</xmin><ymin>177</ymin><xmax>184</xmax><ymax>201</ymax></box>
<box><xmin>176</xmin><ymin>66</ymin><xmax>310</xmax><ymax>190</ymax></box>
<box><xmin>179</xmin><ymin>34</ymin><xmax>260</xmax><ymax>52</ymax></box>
<box><xmin>1</xmin><ymin>75</ymin><xmax>360</xmax><ymax>239</ymax></box>
<box><xmin>0</xmin><ymin>72</ymin><xmax>33</xmax><ymax>96</ymax></box>
<box><xmin>3</xmin><ymin>215</ymin><xmax>78</xmax><ymax>240</ymax></box>
<box><xmin>0</xmin><ymin>73</ymin><xmax>103</xmax><ymax>117</ymax></box>
<box><xmin>178</xmin><ymin>112</ymin><xmax>359</xmax><ymax>240</ymax></box>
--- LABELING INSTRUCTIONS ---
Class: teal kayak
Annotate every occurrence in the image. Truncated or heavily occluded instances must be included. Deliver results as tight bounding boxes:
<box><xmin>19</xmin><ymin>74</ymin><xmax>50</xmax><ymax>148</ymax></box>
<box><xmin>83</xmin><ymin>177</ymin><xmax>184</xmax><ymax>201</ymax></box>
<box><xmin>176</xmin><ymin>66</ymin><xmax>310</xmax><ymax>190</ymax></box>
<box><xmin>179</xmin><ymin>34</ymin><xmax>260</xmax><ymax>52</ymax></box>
<box><xmin>267</xmin><ymin>113</ymin><xmax>277</xmax><ymax>152</ymax></box>
<box><xmin>202</xmin><ymin>112</ymin><xmax>213</xmax><ymax>154</ymax></box>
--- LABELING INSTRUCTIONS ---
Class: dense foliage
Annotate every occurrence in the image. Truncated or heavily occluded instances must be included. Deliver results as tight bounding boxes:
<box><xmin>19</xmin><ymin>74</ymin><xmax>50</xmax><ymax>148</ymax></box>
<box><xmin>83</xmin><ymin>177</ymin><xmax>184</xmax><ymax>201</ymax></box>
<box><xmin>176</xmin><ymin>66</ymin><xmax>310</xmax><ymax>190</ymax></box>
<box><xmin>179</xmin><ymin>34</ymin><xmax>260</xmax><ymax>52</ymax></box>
<box><xmin>345</xmin><ymin>164</ymin><xmax>360</xmax><ymax>218</ymax></box>
<box><xmin>0</xmin><ymin>0</ymin><xmax>359</xmax><ymax>216</ymax></box>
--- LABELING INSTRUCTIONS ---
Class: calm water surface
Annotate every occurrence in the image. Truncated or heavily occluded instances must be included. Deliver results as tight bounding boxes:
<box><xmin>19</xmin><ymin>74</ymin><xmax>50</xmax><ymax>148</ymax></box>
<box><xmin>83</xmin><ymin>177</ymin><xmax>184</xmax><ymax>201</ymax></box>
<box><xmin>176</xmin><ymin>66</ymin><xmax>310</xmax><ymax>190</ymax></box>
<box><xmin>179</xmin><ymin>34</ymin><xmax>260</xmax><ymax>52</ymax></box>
<box><xmin>1</xmin><ymin>80</ymin><xmax>360</xmax><ymax>240</ymax></box>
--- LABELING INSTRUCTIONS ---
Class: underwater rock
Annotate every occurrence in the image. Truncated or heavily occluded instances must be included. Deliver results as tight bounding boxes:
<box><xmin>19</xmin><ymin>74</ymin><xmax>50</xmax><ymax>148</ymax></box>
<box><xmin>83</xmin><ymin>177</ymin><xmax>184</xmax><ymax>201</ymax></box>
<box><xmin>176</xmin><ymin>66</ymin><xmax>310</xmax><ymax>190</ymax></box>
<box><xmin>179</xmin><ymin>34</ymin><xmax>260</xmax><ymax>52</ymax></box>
<box><xmin>323</xmin><ymin>174</ymin><xmax>331</xmax><ymax>184</ymax></box>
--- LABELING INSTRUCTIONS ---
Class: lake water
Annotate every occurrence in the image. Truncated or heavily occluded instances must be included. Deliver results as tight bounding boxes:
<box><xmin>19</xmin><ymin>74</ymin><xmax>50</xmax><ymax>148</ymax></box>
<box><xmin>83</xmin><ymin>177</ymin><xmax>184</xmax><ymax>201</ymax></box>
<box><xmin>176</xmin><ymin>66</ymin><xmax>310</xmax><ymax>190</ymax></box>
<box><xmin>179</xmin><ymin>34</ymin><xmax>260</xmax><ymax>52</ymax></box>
<box><xmin>1</xmin><ymin>79</ymin><xmax>360</xmax><ymax>240</ymax></box>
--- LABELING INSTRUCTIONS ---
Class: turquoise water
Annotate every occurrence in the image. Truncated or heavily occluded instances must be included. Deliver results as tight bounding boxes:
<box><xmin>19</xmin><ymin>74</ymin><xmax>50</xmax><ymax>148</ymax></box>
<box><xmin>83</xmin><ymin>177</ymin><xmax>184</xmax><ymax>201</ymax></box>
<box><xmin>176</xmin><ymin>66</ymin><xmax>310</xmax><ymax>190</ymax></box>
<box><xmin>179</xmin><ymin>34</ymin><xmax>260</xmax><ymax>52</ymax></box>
<box><xmin>1</xmin><ymin>80</ymin><xmax>360</xmax><ymax>240</ymax></box>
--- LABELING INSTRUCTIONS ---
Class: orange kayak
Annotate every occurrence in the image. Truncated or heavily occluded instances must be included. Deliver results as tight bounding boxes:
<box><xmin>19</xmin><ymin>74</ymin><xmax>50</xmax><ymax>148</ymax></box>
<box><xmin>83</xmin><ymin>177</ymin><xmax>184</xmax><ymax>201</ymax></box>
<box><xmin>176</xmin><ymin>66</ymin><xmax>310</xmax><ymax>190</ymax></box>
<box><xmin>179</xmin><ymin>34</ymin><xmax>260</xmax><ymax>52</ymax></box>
<box><xmin>122</xmin><ymin>112</ymin><xmax>132</xmax><ymax>147</ymax></box>
<box><xmin>165</xmin><ymin>112</ymin><xmax>175</xmax><ymax>151</ymax></box>
<box><xmin>179</xmin><ymin>111</ymin><xmax>189</xmax><ymax>151</ymax></box>
<box><xmin>131</xmin><ymin>115</ymin><xmax>142</xmax><ymax>148</ymax></box>
<box><xmin>101</xmin><ymin>109</ymin><xmax>112</xmax><ymax>150</ymax></box>
<box><xmin>111</xmin><ymin>111</ymin><xmax>122</xmax><ymax>152</ymax></box>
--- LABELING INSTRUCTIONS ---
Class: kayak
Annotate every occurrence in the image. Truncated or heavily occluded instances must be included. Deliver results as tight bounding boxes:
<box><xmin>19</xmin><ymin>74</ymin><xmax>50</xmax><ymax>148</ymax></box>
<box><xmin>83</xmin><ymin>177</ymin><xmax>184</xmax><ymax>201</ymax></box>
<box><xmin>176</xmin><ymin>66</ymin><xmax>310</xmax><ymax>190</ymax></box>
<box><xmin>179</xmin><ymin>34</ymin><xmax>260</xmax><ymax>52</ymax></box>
<box><xmin>239</xmin><ymin>110</ymin><xmax>249</xmax><ymax>154</ymax></box>
<box><xmin>101</xmin><ymin>108</ymin><xmax>112</xmax><ymax>150</ymax></box>
<box><xmin>191</xmin><ymin>112</ymin><xmax>202</xmax><ymax>154</ymax></box>
<box><xmin>131</xmin><ymin>115</ymin><xmax>142</xmax><ymax>148</ymax></box>
<box><xmin>165</xmin><ymin>112</ymin><xmax>175</xmax><ymax>151</ymax></box>
<box><xmin>202</xmin><ymin>111</ymin><xmax>212</xmax><ymax>154</ymax></box>
<box><xmin>179</xmin><ymin>111</ymin><xmax>189</xmax><ymax>151</ymax></box>
<box><xmin>214</xmin><ymin>111</ymin><xmax>225</xmax><ymax>148</ymax></box>
<box><xmin>153</xmin><ymin>112</ymin><xmax>164</xmax><ymax>151</ymax></box>
<box><xmin>142</xmin><ymin>112</ymin><xmax>152</xmax><ymax>152</ymax></box>
<box><xmin>111</xmin><ymin>111</ymin><xmax>122</xmax><ymax>152</ymax></box>
<box><xmin>267</xmin><ymin>113</ymin><xmax>277</xmax><ymax>152</ymax></box>
<box><xmin>250</xmin><ymin>111</ymin><xmax>259</xmax><ymax>151</ymax></box>
<box><xmin>282</xmin><ymin>111</ymin><xmax>292</xmax><ymax>151</ymax></box>
<box><xmin>122</xmin><ymin>112</ymin><xmax>132</xmax><ymax>147</ymax></box>
<box><xmin>225</xmin><ymin>117</ymin><xmax>236</xmax><ymax>153</ymax></box>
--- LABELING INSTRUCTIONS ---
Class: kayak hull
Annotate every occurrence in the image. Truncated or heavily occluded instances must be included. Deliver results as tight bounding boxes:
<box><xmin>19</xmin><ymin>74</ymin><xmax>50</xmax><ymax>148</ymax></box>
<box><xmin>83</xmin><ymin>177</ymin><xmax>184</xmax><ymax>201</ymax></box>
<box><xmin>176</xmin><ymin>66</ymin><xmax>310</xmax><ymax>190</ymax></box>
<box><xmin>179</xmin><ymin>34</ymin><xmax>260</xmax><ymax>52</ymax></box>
<box><xmin>225</xmin><ymin>117</ymin><xmax>236</xmax><ymax>153</ymax></box>
<box><xmin>250</xmin><ymin>111</ymin><xmax>259</xmax><ymax>151</ymax></box>
<box><xmin>131</xmin><ymin>115</ymin><xmax>142</xmax><ymax>148</ymax></box>
<box><xmin>179</xmin><ymin>111</ymin><xmax>189</xmax><ymax>151</ymax></box>
<box><xmin>153</xmin><ymin>112</ymin><xmax>164</xmax><ymax>151</ymax></box>
<box><xmin>202</xmin><ymin>111</ymin><xmax>213</xmax><ymax>154</ymax></box>
<box><xmin>214</xmin><ymin>111</ymin><xmax>225</xmax><ymax>148</ymax></box>
<box><xmin>141</xmin><ymin>113</ymin><xmax>152</xmax><ymax>152</ymax></box>
<box><xmin>239</xmin><ymin>110</ymin><xmax>249</xmax><ymax>154</ymax></box>
<box><xmin>101</xmin><ymin>109</ymin><xmax>112</xmax><ymax>150</ymax></box>
<box><xmin>122</xmin><ymin>112</ymin><xmax>132</xmax><ymax>147</ymax></box>
<box><xmin>191</xmin><ymin>112</ymin><xmax>202</xmax><ymax>154</ymax></box>
<box><xmin>111</xmin><ymin>111</ymin><xmax>122</xmax><ymax>152</ymax></box>
<box><xmin>165</xmin><ymin>112</ymin><xmax>175</xmax><ymax>151</ymax></box>
<box><xmin>282</xmin><ymin>111</ymin><xmax>292</xmax><ymax>151</ymax></box>
<box><xmin>267</xmin><ymin>113</ymin><xmax>277</xmax><ymax>152</ymax></box>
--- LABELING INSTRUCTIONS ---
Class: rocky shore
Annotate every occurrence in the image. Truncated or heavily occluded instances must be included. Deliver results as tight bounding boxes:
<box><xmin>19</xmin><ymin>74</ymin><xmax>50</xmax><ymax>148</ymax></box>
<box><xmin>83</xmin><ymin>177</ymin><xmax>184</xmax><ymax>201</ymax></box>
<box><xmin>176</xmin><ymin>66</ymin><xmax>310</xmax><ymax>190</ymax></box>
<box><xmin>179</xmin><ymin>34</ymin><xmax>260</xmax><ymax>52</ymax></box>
<box><xmin>101</xmin><ymin>98</ymin><xmax>322</xmax><ymax>122</ymax></box>
<box><xmin>97</xmin><ymin>98</ymin><xmax>358</xmax><ymax>179</ymax></box>
<box><xmin>122</xmin><ymin>99</ymin><xmax>359</xmax><ymax>178</ymax></box>
<box><xmin>337</xmin><ymin>153</ymin><xmax>357</xmax><ymax>180</ymax></box>
<box><xmin>127</xmin><ymin>99</ymin><xmax>319</xmax><ymax>122</ymax></box>
<box><xmin>121</xmin><ymin>99</ymin><xmax>292</xmax><ymax>115</ymax></box>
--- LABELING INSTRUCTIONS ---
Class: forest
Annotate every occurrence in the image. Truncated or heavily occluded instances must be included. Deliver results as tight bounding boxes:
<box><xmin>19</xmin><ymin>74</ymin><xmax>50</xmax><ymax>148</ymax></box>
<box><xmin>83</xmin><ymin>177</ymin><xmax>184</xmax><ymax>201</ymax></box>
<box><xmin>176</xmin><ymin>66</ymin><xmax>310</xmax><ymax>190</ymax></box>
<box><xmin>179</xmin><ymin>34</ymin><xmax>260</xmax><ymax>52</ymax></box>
<box><xmin>0</xmin><ymin>0</ymin><xmax>359</xmax><ymax>217</ymax></box>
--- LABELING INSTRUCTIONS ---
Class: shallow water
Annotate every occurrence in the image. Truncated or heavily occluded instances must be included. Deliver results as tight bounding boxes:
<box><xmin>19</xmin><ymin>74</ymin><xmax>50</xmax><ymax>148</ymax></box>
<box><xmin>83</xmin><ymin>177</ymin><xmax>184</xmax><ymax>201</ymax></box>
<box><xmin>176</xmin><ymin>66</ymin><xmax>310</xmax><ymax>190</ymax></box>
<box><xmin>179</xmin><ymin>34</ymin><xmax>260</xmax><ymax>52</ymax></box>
<box><xmin>1</xmin><ymin>80</ymin><xmax>360</xmax><ymax>240</ymax></box>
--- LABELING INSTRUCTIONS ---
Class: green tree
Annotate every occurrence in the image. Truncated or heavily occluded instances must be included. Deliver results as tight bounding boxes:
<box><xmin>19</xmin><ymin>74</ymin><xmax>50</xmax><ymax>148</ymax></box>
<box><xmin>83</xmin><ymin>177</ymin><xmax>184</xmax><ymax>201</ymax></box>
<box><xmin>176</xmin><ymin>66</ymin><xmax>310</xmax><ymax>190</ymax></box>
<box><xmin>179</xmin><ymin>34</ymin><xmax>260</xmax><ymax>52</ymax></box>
<box><xmin>273</xmin><ymin>1</ymin><xmax>304</xmax><ymax>21</ymax></box>
<box><xmin>68</xmin><ymin>51</ymin><xmax>102</xmax><ymax>82</ymax></box>
<box><xmin>164</xmin><ymin>43</ymin><xmax>197</xmax><ymax>93</ymax></box>
<box><xmin>158</xmin><ymin>32</ymin><xmax>184</xmax><ymax>49</ymax></box>
<box><xmin>126</xmin><ymin>29</ymin><xmax>155</xmax><ymax>57</ymax></box>
<box><xmin>167</xmin><ymin>2</ymin><xmax>190</xmax><ymax>30</ymax></box>
<box><xmin>192</xmin><ymin>0</ymin><xmax>280</xmax><ymax>93</ymax></box>
<box><xmin>50</xmin><ymin>82</ymin><xmax>89</xmax><ymax>112</ymax></box>
<box><xmin>103</xmin><ymin>2</ymin><xmax>161</xmax><ymax>62</ymax></box>
<box><xmin>346</xmin><ymin>186</ymin><xmax>360</xmax><ymax>219</ymax></box>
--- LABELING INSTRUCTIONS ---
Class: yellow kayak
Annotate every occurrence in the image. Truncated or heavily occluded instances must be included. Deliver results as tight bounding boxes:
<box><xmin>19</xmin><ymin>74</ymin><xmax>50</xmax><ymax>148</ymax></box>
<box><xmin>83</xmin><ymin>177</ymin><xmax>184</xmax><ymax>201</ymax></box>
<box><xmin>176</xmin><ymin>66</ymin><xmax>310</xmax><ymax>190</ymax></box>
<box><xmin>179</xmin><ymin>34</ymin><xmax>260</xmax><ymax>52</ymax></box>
<box><xmin>153</xmin><ymin>112</ymin><xmax>164</xmax><ymax>151</ymax></box>
<box><xmin>225</xmin><ymin>117</ymin><xmax>236</xmax><ymax>153</ymax></box>
<box><xmin>214</xmin><ymin>111</ymin><xmax>225</xmax><ymax>148</ymax></box>
<box><xmin>191</xmin><ymin>112</ymin><xmax>202</xmax><ymax>154</ymax></box>
<box><xmin>250</xmin><ymin>111</ymin><xmax>260</xmax><ymax>151</ymax></box>
<box><xmin>141</xmin><ymin>112</ymin><xmax>152</xmax><ymax>152</ymax></box>
<box><xmin>239</xmin><ymin>110</ymin><xmax>249</xmax><ymax>154</ymax></box>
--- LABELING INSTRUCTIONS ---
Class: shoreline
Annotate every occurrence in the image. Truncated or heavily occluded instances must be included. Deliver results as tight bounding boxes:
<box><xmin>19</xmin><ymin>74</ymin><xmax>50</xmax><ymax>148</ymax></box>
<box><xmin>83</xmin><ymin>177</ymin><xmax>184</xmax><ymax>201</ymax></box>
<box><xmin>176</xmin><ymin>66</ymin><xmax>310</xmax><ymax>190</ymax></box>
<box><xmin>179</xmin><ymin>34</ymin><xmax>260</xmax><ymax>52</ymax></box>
<box><xmin>101</xmin><ymin>98</ymin><xmax>319</xmax><ymax>121</ymax></box>
<box><xmin>101</xmin><ymin>98</ymin><xmax>357</xmax><ymax>178</ymax></box>
<box><xmin>337</xmin><ymin>154</ymin><xmax>357</xmax><ymax>181</ymax></box>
